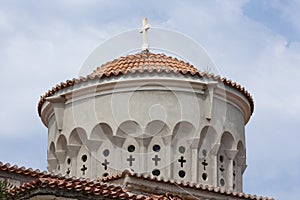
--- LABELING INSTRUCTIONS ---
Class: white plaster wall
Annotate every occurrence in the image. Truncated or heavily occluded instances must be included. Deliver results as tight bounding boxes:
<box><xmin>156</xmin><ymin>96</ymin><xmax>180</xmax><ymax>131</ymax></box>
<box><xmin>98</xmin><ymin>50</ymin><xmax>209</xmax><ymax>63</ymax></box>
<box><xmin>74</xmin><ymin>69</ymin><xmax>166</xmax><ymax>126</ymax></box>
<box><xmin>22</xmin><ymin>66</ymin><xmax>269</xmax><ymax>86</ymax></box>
<box><xmin>44</xmin><ymin>75</ymin><xmax>248</xmax><ymax>192</ymax></box>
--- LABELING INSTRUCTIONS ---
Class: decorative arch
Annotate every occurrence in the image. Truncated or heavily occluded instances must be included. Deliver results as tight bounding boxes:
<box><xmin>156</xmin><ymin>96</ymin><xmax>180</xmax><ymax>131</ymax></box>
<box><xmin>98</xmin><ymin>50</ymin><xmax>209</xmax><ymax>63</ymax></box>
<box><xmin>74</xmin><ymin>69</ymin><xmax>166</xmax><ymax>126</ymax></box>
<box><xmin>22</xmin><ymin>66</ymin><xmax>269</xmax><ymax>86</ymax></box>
<box><xmin>90</xmin><ymin>123</ymin><xmax>113</xmax><ymax>141</ymax></box>
<box><xmin>55</xmin><ymin>135</ymin><xmax>67</xmax><ymax>172</ymax></box>
<box><xmin>234</xmin><ymin>141</ymin><xmax>246</xmax><ymax>192</ymax></box>
<box><xmin>220</xmin><ymin>132</ymin><xmax>234</xmax><ymax>150</ymax></box>
<box><xmin>48</xmin><ymin>142</ymin><xmax>56</xmax><ymax>158</ymax></box>
<box><xmin>69</xmin><ymin>127</ymin><xmax>87</xmax><ymax>145</ymax></box>
<box><xmin>117</xmin><ymin>120</ymin><xmax>142</xmax><ymax>137</ymax></box>
<box><xmin>47</xmin><ymin>142</ymin><xmax>57</xmax><ymax>172</ymax></box>
<box><xmin>56</xmin><ymin>135</ymin><xmax>67</xmax><ymax>151</ymax></box>
<box><xmin>237</xmin><ymin>141</ymin><xmax>246</xmax><ymax>158</ymax></box>
<box><xmin>145</xmin><ymin>120</ymin><xmax>170</xmax><ymax>137</ymax></box>
<box><xmin>172</xmin><ymin>121</ymin><xmax>196</xmax><ymax>141</ymax></box>
<box><xmin>199</xmin><ymin>126</ymin><xmax>218</xmax><ymax>157</ymax></box>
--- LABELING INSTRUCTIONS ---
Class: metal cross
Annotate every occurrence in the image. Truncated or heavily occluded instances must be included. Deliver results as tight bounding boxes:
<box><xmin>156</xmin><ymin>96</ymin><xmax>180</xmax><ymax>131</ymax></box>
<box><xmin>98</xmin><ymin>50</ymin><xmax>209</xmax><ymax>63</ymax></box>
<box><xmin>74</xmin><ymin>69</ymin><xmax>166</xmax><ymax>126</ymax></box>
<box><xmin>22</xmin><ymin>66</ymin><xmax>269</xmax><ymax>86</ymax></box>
<box><xmin>127</xmin><ymin>155</ymin><xmax>135</xmax><ymax>166</ymax></box>
<box><xmin>81</xmin><ymin>165</ymin><xmax>87</xmax><ymax>175</ymax></box>
<box><xmin>140</xmin><ymin>18</ymin><xmax>150</xmax><ymax>51</ymax></box>
<box><xmin>178</xmin><ymin>156</ymin><xmax>186</xmax><ymax>168</ymax></box>
<box><xmin>202</xmin><ymin>159</ymin><xmax>208</xmax><ymax>170</ymax></box>
<box><xmin>152</xmin><ymin>155</ymin><xmax>161</xmax><ymax>166</ymax></box>
<box><xmin>102</xmin><ymin>159</ymin><xmax>110</xmax><ymax>170</ymax></box>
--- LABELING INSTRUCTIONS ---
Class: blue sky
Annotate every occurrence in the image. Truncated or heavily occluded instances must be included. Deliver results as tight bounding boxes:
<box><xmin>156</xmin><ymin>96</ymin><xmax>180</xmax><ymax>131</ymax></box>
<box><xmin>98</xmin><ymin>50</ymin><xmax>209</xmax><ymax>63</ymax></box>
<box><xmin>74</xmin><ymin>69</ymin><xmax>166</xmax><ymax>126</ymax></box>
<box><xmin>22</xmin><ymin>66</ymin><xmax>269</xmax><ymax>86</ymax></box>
<box><xmin>0</xmin><ymin>0</ymin><xmax>299</xmax><ymax>199</ymax></box>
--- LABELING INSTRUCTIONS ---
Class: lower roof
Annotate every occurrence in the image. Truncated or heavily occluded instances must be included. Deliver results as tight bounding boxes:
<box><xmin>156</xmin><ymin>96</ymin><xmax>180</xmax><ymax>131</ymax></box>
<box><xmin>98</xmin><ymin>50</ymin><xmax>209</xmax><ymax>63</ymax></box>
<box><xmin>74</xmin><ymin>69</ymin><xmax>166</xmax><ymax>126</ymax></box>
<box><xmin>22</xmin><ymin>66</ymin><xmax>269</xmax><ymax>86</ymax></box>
<box><xmin>1</xmin><ymin>162</ymin><xmax>272</xmax><ymax>200</ymax></box>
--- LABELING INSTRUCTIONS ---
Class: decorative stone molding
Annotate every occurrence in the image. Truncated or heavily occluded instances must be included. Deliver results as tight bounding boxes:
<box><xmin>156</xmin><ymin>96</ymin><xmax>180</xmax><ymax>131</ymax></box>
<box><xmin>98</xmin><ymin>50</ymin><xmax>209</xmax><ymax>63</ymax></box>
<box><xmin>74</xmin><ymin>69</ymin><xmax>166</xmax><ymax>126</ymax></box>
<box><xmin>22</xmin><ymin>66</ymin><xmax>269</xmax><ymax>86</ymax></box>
<box><xmin>46</xmin><ymin>95</ymin><xmax>66</xmax><ymax>131</ymax></box>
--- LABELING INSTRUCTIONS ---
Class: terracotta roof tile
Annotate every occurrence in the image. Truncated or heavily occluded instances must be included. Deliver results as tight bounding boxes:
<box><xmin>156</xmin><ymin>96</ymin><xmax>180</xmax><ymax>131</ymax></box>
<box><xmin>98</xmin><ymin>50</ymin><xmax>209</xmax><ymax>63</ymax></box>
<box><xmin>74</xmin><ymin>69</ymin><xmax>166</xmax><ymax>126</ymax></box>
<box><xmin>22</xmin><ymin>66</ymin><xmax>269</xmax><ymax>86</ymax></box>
<box><xmin>37</xmin><ymin>51</ymin><xmax>254</xmax><ymax>117</ymax></box>
<box><xmin>100</xmin><ymin>170</ymin><xmax>273</xmax><ymax>200</ymax></box>
<box><xmin>0</xmin><ymin>162</ymin><xmax>48</xmax><ymax>178</ymax></box>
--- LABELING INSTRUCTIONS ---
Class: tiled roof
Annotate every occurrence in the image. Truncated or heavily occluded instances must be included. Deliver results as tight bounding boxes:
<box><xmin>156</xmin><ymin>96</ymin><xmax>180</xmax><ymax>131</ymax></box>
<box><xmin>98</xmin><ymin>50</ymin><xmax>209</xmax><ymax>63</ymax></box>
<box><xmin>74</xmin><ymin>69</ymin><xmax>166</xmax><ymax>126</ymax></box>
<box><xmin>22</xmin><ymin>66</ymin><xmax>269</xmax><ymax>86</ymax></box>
<box><xmin>10</xmin><ymin>175</ymin><xmax>182</xmax><ymax>200</ymax></box>
<box><xmin>38</xmin><ymin>51</ymin><xmax>254</xmax><ymax>116</ymax></box>
<box><xmin>0</xmin><ymin>162</ymin><xmax>48</xmax><ymax>178</ymax></box>
<box><xmin>10</xmin><ymin>177</ymin><xmax>130</xmax><ymax>199</ymax></box>
<box><xmin>1</xmin><ymin>163</ymin><xmax>272</xmax><ymax>200</ymax></box>
<box><xmin>101</xmin><ymin>170</ymin><xmax>274</xmax><ymax>200</ymax></box>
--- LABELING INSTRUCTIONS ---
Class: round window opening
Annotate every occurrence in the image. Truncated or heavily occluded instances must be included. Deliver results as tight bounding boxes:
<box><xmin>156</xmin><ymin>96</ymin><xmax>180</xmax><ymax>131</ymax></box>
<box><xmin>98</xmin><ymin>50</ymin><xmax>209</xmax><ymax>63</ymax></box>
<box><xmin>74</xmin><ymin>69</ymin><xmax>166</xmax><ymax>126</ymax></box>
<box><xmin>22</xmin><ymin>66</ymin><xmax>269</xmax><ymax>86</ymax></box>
<box><xmin>202</xmin><ymin>149</ymin><xmax>207</xmax><ymax>157</ymax></box>
<box><xmin>152</xmin><ymin>169</ymin><xmax>160</xmax><ymax>176</ymax></box>
<box><xmin>103</xmin><ymin>149</ymin><xmax>110</xmax><ymax>157</ymax></box>
<box><xmin>220</xmin><ymin>178</ymin><xmax>225</xmax><ymax>186</ymax></box>
<box><xmin>81</xmin><ymin>154</ymin><xmax>88</xmax><ymax>162</ymax></box>
<box><xmin>152</xmin><ymin>144</ymin><xmax>161</xmax><ymax>152</ymax></box>
<box><xmin>202</xmin><ymin>173</ymin><xmax>208</xmax><ymax>181</ymax></box>
<box><xmin>219</xmin><ymin>155</ymin><xmax>224</xmax><ymax>163</ymax></box>
<box><xmin>128</xmin><ymin>145</ymin><xmax>135</xmax><ymax>152</ymax></box>
<box><xmin>178</xmin><ymin>146</ymin><xmax>185</xmax><ymax>154</ymax></box>
<box><xmin>178</xmin><ymin>170</ymin><xmax>186</xmax><ymax>178</ymax></box>
<box><xmin>103</xmin><ymin>172</ymin><xmax>109</xmax><ymax>177</ymax></box>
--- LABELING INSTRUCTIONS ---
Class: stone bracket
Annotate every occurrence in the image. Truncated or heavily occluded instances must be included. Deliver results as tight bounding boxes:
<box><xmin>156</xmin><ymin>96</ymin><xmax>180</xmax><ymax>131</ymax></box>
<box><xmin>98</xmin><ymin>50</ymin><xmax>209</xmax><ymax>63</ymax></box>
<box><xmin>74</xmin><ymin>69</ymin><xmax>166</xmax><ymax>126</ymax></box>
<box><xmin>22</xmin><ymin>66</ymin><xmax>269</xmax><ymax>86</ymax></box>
<box><xmin>46</xmin><ymin>95</ymin><xmax>66</xmax><ymax>131</ymax></box>
<box><xmin>225</xmin><ymin>149</ymin><xmax>238</xmax><ymax>160</ymax></box>
<box><xmin>205</xmin><ymin>82</ymin><xmax>217</xmax><ymax>120</ymax></box>
<box><xmin>135</xmin><ymin>136</ymin><xmax>152</xmax><ymax>147</ymax></box>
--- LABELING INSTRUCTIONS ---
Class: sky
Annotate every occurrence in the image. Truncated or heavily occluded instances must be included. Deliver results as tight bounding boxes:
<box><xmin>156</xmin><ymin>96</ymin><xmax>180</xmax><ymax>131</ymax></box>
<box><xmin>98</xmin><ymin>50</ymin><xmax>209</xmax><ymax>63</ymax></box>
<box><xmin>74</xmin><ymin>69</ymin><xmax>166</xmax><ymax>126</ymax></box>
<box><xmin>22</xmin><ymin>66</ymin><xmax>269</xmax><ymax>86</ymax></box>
<box><xmin>0</xmin><ymin>0</ymin><xmax>299</xmax><ymax>199</ymax></box>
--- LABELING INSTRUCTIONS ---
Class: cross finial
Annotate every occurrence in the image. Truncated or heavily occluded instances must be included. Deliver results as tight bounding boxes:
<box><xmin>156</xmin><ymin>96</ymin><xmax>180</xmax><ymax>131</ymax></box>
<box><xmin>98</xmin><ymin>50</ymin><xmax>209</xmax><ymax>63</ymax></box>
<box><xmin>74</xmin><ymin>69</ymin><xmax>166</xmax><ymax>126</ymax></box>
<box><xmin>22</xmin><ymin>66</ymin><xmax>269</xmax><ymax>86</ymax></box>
<box><xmin>140</xmin><ymin>18</ymin><xmax>151</xmax><ymax>51</ymax></box>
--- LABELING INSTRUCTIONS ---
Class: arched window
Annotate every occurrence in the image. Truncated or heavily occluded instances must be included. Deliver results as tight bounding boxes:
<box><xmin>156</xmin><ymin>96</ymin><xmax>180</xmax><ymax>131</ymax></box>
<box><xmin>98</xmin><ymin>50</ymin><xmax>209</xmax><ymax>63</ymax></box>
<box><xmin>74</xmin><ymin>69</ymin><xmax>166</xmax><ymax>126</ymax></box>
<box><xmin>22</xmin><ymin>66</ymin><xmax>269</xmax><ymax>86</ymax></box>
<box><xmin>145</xmin><ymin>120</ymin><xmax>170</xmax><ymax>177</ymax></box>
<box><xmin>217</xmin><ymin>132</ymin><xmax>234</xmax><ymax>188</ymax></box>
<box><xmin>198</xmin><ymin>126</ymin><xmax>218</xmax><ymax>183</ymax></box>
<box><xmin>171</xmin><ymin>121</ymin><xmax>196</xmax><ymax>181</ymax></box>
<box><xmin>56</xmin><ymin>135</ymin><xmax>67</xmax><ymax>173</ymax></box>
<box><xmin>68</xmin><ymin>128</ymin><xmax>89</xmax><ymax>177</ymax></box>
<box><xmin>91</xmin><ymin>123</ymin><xmax>115</xmax><ymax>177</ymax></box>
<box><xmin>117</xmin><ymin>120</ymin><xmax>142</xmax><ymax>172</ymax></box>
<box><xmin>47</xmin><ymin>142</ymin><xmax>57</xmax><ymax>172</ymax></box>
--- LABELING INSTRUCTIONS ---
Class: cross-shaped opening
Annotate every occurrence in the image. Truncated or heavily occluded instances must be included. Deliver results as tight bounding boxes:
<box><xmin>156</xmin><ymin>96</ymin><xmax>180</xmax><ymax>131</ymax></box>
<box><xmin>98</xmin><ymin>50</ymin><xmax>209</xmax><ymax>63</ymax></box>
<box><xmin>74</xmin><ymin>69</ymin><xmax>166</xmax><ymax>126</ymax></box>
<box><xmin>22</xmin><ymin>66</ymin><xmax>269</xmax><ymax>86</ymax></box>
<box><xmin>152</xmin><ymin>155</ymin><xmax>161</xmax><ymax>166</ymax></box>
<box><xmin>127</xmin><ymin>155</ymin><xmax>135</xmax><ymax>166</ymax></box>
<box><xmin>178</xmin><ymin>156</ymin><xmax>186</xmax><ymax>168</ymax></box>
<box><xmin>220</xmin><ymin>165</ymin><xmax>225</xmax><ymax>172</ymax></box>
<box><xmin>81</xmin><ymin>165</ymin><xmax>87</xmax><ymax>175</ymax></box>
<box><xmin>202</xmin><ymin>159</ymin><xmax>208</xmax><ymax>170</ymax></box>
<box><xmin>102</xmin><ymin>159</ymin><xmax>110</xmax><ymax>170</ymax></box>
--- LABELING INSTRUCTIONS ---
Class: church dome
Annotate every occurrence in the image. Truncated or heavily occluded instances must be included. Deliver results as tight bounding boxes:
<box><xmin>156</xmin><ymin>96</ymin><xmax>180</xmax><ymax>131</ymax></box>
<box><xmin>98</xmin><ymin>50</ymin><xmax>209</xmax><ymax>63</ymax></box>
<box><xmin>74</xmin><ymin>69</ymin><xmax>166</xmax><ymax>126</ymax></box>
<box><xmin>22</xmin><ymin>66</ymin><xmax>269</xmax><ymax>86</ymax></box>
<box><xmin>38</xmin><ymin>51</ymin><xmax>254</xmax><ymax>117</ymax></box>
<box><xmin>39</xmin><ymin>49</ymin><xmax>254</xmax><ymax>192</ymax></box>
